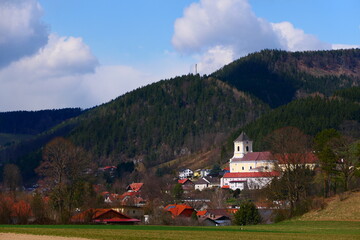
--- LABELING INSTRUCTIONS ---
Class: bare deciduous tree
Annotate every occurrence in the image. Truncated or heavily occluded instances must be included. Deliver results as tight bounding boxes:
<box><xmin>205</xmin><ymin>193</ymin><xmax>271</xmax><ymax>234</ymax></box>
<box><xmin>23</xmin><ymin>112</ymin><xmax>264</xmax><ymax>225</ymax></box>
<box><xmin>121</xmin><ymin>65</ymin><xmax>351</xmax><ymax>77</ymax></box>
<box><xmin>3</xmin><ymin>164</ymin><xmax>22</xmax><ymax>198</ymax></box>
<box><xmin>265</xmin><ymin>127</ymin><xmax>314</xmax><ymax>216</ymax></box>
<box><xmin>36</xmin><ymin>137</ymin><xmax>91</xmax><ymax>223</ymax></box>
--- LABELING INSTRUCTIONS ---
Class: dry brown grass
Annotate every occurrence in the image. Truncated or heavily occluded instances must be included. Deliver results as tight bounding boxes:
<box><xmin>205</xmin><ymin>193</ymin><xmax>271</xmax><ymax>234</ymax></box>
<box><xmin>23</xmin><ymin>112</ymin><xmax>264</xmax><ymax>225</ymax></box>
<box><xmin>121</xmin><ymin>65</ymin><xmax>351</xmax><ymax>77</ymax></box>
<box><xmin>299</xmin><ymin>191</ymin><xmax>360</xmax><ymax>221</ymax></box>
<box><xmin>153</xmin><ymin>148</ymin><xmax>219</xmax><ymax>171</ymax></box>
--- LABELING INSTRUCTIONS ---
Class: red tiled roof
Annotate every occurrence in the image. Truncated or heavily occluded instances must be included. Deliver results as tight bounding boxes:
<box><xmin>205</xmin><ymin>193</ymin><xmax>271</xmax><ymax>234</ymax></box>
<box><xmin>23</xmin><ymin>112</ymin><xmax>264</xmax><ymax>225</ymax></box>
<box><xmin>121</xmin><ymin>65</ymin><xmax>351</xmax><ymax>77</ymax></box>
<box><xmin>164</xmin><ymin>204</ymin><xmax>195</xmax><ymax>217</ymax></box>
<box><xmin>127</xmin><ymin>183</ymin><xmax>143</xmax><ymax>192</ymax></box>
<box><xmin>71</xmin><ymin>208</ymin><xmax>139</xmax><ymax>223</ymax></box>
<box><xmin>120</xmin><ymin>191</ymin><xmax>140</xmax><ymax>199</ymax></box>
<box><xmin>231</xmin><ymin>151</ymin><xmax>274</xmax><ymax>162</ymax></box>
<box><xmin>226</xmin><ymin>208</ymin><xmax>238</xmax><ymax>214</ymax></box>
<box><xmin>223</xmin><ymin>171</ymin><xmax>280</xmax><ymax>178</ymax></box>
<box><xmin>276</xmin><ymin>152</ymin><xmax>319</xmax><ymax>164</ymax></box>
<box><xmin>242</xmin><ymin>151</ymin><xmax>273</xmax><ymax>161</ymax></box>
<box><xmin>178</xmin><ymin>179</ymin><xmax>193</xmax><ymax>184</ymax></box>
<box><xmin>196</xmin><ymin>210</ymin><xmax>207</xmax><ymax>216</ymax></box>
<box><xmin>104</xmin><ymin>166</ymin><xmax>117</xmax><ymax>170</ymax></box>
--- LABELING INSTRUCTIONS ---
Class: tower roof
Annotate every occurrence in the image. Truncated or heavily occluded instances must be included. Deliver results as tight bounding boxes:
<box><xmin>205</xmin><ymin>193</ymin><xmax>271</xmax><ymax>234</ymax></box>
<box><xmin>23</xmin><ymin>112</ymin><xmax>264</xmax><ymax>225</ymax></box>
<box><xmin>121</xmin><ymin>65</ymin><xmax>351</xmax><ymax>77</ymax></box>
<box><xmin>234</xmin><ymin>132</ymin><xmax>251</xmax><ymax>142</ymax></box>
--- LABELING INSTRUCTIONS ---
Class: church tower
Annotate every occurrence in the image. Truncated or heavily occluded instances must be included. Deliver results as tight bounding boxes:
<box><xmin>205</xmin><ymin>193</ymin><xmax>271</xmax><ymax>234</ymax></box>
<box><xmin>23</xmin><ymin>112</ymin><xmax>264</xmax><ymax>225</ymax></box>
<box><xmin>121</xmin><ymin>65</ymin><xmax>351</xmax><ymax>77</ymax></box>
<box><xmin>232</xmin><ymin>132</ymin><xmax>253</xmax><ymax>159</ymax></box>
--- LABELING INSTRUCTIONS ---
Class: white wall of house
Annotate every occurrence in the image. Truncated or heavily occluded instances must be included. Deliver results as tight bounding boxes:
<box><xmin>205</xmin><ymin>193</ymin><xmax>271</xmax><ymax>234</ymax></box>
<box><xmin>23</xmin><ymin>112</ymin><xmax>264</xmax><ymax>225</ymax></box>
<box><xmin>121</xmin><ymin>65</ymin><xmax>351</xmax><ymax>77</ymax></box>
<box><xmin>179</xmin><ymin>169</ymin><xmax>194</xmax><ymax>179</ymax></box>
<box><xmin>230</xmin><ymin>160</ymin><xmax>276</xmax><ymax>173</ymax></box>
<box><xmin>195</xmin><ymin>183</ymin><xmax>208</xmax><ymax>191</ymax></box>
<box><xmin>221</xmin><ymin>176</ymin><xmax>273</xmax><ymax>190</ymax></box>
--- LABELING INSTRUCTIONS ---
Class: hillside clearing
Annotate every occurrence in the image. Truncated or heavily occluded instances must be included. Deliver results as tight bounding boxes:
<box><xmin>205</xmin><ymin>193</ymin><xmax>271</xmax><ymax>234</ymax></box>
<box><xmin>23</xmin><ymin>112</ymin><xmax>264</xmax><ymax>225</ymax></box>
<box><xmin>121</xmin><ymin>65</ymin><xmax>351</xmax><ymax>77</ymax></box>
<box><xmin>299</xmin><ymin>191</ymin><xmax>360</xmax><ymax>221</ymax></box>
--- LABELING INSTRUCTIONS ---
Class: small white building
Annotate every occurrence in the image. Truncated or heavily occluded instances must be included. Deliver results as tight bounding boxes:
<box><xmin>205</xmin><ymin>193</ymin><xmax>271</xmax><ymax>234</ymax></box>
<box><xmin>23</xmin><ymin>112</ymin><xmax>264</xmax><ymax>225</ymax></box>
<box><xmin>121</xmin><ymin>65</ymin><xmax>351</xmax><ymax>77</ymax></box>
<box><xmin>179</xmin><ymin>168</ymin><xmax>194</xmax><ymax>179</ymax></box>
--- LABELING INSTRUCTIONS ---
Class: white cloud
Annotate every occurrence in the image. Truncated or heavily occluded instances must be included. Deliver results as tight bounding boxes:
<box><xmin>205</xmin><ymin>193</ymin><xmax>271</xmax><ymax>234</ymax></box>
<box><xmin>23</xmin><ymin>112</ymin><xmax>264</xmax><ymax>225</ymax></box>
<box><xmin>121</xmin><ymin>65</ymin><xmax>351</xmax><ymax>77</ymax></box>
<box><xmin>172</xmin><ymin>0</ymin><xmax>333</xmax><ymax>74</ymax></box>
<box><xmin>1</xmin><ymin>34</ymin><xmax>98</xmax><ymax>81</ymax></box>
<box><xmin>0</xmin><ymin>34</ymin><xmax>187</xmax><ymax>111</ymax></box>
<box><xmin>0</xmin><ymin>62</ymin><xmax>157</xmax><ymax>111</ymax></box>
<box><xmin>173</xmin><ymin>0</ymin><xmax>281</xmax><ymax>55</ymax></box>
<box><xmin>332</xmin><ymin>44</ymin><xmax>360</xmax><ymax>50</ymax></box>
<box><xmin>0</xmin><ymin>0</ymin><xmax>48</xmax><ymax>67</ymax></box>
<box><xmin>196</xmin><ymin>45</ymin><xmax>235</xmax><ymax>74</ymax></box>
<box><xmin>272</xmin><ymin>22</ymin><xmax>331</xmax><ymax>51</ymax></box>
<box><xmin>0</xmin><ymin>0</ymin><xmax>191</xmax><ymax>111</ymax></box>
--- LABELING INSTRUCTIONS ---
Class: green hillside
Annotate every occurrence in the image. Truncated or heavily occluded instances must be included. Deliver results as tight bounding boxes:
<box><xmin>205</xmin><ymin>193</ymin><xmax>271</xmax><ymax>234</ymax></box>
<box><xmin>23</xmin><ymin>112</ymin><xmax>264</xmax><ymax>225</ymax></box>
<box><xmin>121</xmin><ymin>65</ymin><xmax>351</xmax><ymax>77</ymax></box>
<box><xmin>1</xmin><ymin>49</ymin><xmax>360</xmax><ymax>182</ymax></box>
<box><xmin>0</xmin><ymin>108</ymin><xmax>83</xmax><ymax>135</ymax></box>
<box><xmin>233</xmin><ymin>94</ymin><xmax>360</xmax><ymax>151</ymax></box>
<box><xmin>69</xmin><ymin>75</ymin><xmax>269</xmax><ymax>167</ymax></box>
<box><xmin>212</xmin><ymin>49</ymin><xmax>360</xmax><ymax>108</ymax></box>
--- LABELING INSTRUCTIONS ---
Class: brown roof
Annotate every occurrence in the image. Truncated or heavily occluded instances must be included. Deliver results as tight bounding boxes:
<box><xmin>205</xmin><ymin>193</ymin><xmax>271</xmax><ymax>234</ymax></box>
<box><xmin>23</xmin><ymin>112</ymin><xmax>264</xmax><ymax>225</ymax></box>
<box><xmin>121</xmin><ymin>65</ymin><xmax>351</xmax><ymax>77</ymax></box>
<box><xmin>195</xmin><ymin>177</ymin><xmax>218</xmax><ymax>185</ymax></box>
<box><xmin>243</xmin><ymin>151</ymin><xmax>273</xmax><ymax>161</ymax></box>
<box><xmin>206</xmin><ymin>209</ymin><xmax>231</xmax><ymax>218</ymax></box>
<box><xmin>276</xmin><ymin>152</ymin><xmax>319</xmax><ymax>164</ymax></box>
<box><xmin>231</xmin><ymin>151</ymin><xmax>274</xmax><ymax>162</ymax></box>
<box><xmin>223</xmin><ymin>171</ymin><xmax>280</xmax><ymax>178</ymax></box>
<box><xmin>71</xmin><ymin>208</ymin><xmax>140</xmax><ymax>223</ymax></box>
<box><xmin>235</xmin><ymin>132</ymin><xmax>251</xmax><ymax>142</ymax></box>
<box><xmin>195</xmin><ymin>178</ymin><xmax>209</xmax><ymax>185</ymax></box>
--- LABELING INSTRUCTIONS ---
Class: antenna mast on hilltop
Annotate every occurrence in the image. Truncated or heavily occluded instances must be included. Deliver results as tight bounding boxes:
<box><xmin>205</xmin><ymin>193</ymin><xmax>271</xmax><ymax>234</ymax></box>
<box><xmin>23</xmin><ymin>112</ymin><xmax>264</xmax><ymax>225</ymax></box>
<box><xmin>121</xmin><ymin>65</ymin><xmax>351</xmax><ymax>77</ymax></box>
<box><xmin>195</xmin><ymin>64</ymin><xmax>197</xmax><ymax>75</ymax></box>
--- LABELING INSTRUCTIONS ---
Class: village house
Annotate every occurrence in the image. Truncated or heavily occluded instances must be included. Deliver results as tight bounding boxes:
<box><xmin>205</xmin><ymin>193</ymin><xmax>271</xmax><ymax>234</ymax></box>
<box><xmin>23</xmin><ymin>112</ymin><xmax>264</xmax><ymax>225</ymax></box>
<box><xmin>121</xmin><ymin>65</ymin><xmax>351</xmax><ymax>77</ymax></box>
<box><xmin>178</xmin><ymin>178</ymin><xmax>195</xmax><ymax>192</ymax></box>
<box><xmin>193</xmin><ymin>169</ymin><xmax>211</xmax><ymax>178</ymax></box>
<box><xmin>194</xmin><ymin>176</ymin><xmax>220</xmax><ymax>191</ymax></box>
<box><xmin>164</xmin><ymin>204</ymin><xmax>196</xmax><ymax>218</ymax></box>
<box><xmin>113</xmin><ymin>206</ymin><xmax>145</xmax><ymax>220</ymax></box>
<box><xmin>179</xmin><ymin>168</ymin><xmax>194</xmax><ymax>179</ymax></box>
<box><xmin>126</xmin><ymin>182</ymin><xmax>144</xmax><ymax>192</ymax></box>
<box><xmin>98</xmin><ymin>166</ymin><xmax>117</xmax><ymax>178</ymax></box>
<box><xmin>276</xmin><ymin>152</ymin><xmax>319</xmax><ymax>170</ymax></box>
<box><xmin>196</xmin><ymin>209</ymin><xmax>232</xmax><ymax>226</ymax></box>
<box><xmin>71</xmin><ymin>208</ymin><xmax>140</xmax><ymax>224</ymax></box>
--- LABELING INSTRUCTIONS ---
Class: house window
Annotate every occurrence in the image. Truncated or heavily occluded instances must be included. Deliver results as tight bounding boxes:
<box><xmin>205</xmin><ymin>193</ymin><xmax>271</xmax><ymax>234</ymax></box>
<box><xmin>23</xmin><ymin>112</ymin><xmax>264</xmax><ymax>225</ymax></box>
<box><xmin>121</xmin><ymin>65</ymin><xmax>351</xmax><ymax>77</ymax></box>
<box><xmin>265</xmin><ymin>166</ymin><xmax>269</xmax><ymax>170</ymax></box>
<box><xmin>250</xmin><ymin>166</ymin><xmax>252</xmax><ymax>170</ymax></box>
<box><xmin>242</xmin><ymin>167</ymin><xmax>244</xmax><ymax>170</ymax></box>
<box><xmin>246</xmin><ymin>146</ymin><xmax>249</xmax><ymax>152</ymax></box>
<box><xmin>237</xmin><ymin>146</ymin><xmax>240</xmax><ymax>151</ymax></box>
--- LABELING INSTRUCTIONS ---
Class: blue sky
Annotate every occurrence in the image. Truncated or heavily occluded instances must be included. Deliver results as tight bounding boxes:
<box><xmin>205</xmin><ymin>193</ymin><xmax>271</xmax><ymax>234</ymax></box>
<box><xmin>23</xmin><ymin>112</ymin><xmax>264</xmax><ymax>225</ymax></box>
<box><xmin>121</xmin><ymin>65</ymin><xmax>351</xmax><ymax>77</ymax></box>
<box><xmin>0</xmin><ymin>0</ymin><xmax>359</xmax><ymax>111</ymax></box>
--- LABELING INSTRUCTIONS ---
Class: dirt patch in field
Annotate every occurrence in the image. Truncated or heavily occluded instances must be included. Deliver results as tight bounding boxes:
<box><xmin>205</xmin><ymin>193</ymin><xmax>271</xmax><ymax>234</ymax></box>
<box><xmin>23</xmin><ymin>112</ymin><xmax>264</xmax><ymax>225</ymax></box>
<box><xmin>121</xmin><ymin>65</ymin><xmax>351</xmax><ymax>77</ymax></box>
<box><xmin>0</xmin><ymin>233</ymin><xmax>93</xmax><ymax>240</ymax></box>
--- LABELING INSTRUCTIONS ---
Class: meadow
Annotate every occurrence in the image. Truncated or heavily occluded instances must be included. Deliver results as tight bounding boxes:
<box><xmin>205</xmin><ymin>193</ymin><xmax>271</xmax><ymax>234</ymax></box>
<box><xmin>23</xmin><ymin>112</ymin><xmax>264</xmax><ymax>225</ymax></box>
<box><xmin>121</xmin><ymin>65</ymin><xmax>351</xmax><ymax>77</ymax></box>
<box><xmin>1</xmin><ymin>221</ymin><xmax>359</xmax><ymax>240</ymax></box>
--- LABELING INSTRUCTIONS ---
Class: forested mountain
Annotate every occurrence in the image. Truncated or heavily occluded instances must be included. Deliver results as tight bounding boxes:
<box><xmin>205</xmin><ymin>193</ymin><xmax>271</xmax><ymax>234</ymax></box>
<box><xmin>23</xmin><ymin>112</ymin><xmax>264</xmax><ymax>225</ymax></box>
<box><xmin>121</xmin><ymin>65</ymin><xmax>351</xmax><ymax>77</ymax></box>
<box><xmin>212</xmin><ymin>49</ymin><xmax>360</xmax><ymax>108</ymax></box>
<box><xmin>1</xmin><ymin>49</ymin><xmax>360</xmax><ymax>182</ymax></box>
<box><xmin>232</xmin><ymin>92</ymin><xmax>360</xmax><ymax>151</ymax></box>
<box><xmin>0</xmin><ymin>108</ymin><xmax>83</xmax><ymax>135</ymax></box>
<box><xmin>69</xmin><ymin>75</ymin><xmax>269</xmax><ymax>167</ymax></box>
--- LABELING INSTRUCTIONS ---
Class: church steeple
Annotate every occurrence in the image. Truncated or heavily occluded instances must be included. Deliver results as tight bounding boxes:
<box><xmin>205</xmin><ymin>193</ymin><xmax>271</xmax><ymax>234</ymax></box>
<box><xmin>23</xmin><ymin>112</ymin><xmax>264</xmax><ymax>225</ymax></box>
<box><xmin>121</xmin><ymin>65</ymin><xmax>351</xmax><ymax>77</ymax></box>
<box><xmin>232</xmin><ymin>132</ymin><xmax>253</xmax><ymax>158</ymax></box>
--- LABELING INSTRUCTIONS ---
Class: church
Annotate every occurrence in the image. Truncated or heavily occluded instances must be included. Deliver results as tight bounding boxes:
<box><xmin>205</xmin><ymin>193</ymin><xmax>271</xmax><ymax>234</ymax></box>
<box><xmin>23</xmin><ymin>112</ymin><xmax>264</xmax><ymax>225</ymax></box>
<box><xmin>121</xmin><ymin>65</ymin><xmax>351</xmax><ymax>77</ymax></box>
<box><xmin>220</xmin><ymin>132</ymin><xmax>280</xmax><ymax>190</ymax></box>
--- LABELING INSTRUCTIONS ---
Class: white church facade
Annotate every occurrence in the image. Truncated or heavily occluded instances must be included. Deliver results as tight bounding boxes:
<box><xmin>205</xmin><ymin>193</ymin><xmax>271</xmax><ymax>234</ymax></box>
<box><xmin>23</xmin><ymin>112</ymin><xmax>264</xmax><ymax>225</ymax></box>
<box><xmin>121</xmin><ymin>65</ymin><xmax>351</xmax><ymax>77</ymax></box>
<box><xmin>221</xmin><ymin>132</ymin><xmax>280</xmax><ymax>190</ymax></box>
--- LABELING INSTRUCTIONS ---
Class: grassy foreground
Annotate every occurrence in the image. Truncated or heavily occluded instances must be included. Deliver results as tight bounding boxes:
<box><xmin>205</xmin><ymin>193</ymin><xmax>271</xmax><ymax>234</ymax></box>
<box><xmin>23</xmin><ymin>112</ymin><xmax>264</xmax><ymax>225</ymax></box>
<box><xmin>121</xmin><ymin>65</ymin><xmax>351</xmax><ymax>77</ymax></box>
<box><xmin>0</xmin><ymin>221</ymin><xmax>359</xmax><ymax>240</ymax></box>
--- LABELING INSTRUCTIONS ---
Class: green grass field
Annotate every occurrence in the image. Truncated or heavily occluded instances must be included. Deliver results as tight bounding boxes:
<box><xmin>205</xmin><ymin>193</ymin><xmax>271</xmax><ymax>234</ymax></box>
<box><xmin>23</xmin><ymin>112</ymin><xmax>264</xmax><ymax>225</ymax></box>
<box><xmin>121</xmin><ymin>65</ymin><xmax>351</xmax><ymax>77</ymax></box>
<box><xmin>1</xmin><ymin>221</ymin><xmax>360</xmax><ymax>240</ymax></box>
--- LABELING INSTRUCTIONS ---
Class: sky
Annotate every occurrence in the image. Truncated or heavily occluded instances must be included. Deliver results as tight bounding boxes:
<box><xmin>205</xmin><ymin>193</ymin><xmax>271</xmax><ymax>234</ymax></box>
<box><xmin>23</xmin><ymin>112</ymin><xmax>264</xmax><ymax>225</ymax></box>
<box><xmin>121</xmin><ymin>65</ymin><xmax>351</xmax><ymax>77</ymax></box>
<box><xmin>0</xmin><ymin>0</ymin><xmax>359</xmax><ymax>111</ymax></box>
